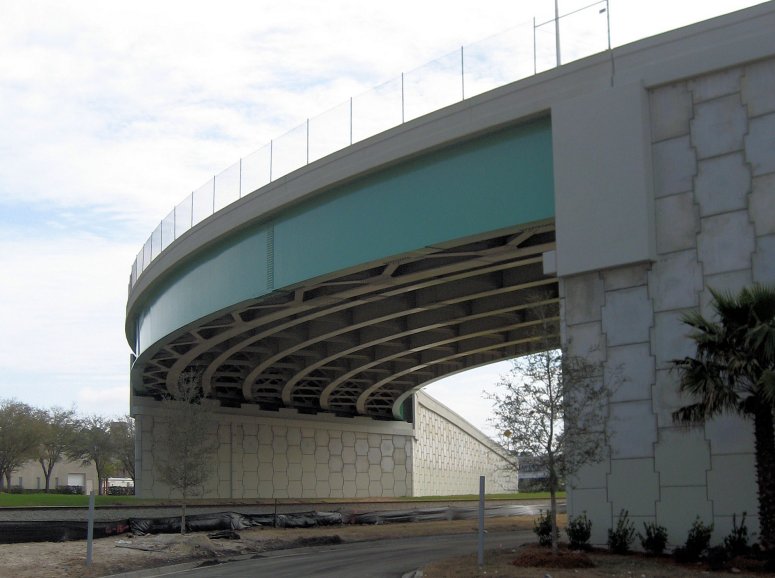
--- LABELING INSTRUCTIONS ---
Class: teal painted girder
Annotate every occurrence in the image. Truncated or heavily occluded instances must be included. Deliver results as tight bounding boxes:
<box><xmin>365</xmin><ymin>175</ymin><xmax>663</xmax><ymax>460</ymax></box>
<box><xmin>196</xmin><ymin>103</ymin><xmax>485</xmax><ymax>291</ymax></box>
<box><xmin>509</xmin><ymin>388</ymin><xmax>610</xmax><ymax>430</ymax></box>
<box><xmin>133</xmin><ymin>117</ymin><xmax>554</xmax><ymax>355</ymax></box>
<box><xmin>274</xmin><ymin>117</ymin><xmax>554</xmax><ymax>289</ymax></box>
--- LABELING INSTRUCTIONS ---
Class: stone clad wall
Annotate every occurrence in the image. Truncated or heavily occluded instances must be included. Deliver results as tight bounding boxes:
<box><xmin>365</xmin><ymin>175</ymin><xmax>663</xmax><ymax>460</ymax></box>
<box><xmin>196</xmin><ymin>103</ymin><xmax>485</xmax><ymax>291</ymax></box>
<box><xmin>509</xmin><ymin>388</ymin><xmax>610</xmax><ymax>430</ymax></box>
<box><xmin>412</xmin><ymin>392</ymin><xmax>517</xmax><ymax>496</ymax></box>
<box><xmin>564</xmin><ymin>56</ymin><xmax>775</xmax><ymax>544</ymax></box>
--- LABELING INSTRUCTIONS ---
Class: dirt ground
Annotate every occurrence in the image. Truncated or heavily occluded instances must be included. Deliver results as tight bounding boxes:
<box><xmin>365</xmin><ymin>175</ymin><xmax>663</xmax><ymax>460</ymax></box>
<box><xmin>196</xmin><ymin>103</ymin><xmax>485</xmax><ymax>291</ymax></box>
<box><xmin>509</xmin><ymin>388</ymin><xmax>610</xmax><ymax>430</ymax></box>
<box><xmin>423</xmin><ymin>543</ymin><xmax>775</xmax><ymax>577</ymax></box>
<box><xmin>2</xmin><ymin>515</ymin><xmax>774</xmax><ymax>578</ymax></box>
<box><xmin>0</xmin><ymin>516</ymin><xmax>530</xmax><ymax>578</ymax></box>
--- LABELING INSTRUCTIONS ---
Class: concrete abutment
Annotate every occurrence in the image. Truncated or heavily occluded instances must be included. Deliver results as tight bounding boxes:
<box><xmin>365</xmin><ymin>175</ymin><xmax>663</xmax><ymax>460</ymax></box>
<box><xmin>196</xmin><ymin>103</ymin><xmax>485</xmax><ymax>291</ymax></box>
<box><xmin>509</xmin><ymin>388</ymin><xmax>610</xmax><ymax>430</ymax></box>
<box><xmin>558</xmin><ymin>50</ymin><xmax>775</xmax><ymax>544</ymax></box>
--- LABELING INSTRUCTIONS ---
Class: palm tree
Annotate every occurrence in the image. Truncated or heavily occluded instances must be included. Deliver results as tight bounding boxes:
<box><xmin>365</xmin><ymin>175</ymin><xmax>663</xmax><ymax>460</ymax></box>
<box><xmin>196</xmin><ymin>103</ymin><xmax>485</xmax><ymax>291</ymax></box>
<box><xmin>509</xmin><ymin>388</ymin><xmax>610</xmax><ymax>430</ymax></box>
<box><xmin>672</xmin><ymin>284</ymin><xmax>775</xmax><ymax>552</ymax></box>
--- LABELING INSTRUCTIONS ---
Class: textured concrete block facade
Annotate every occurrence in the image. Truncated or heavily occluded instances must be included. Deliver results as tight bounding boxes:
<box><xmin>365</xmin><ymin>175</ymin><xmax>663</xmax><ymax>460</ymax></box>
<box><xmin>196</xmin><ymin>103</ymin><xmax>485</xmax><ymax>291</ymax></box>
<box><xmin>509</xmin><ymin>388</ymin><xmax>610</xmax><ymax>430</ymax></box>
<box><xmin>135</xmin><ymin>405</ymin><xmax>415</xmax><ymax>499</ymax></box>
<box><xmin>563</xmin><ymin>56</ymin><xmax>775</xmax><ymax>544</ymax></box>
<box><xmin>412</xmin><ymin>392</ymin><xmax>516</xmax><ymax>496</ymax></box>
<box><xmin>134</xmin><ymin>391</ymin><xmax>515</xmax><ymax>499</ymax></box>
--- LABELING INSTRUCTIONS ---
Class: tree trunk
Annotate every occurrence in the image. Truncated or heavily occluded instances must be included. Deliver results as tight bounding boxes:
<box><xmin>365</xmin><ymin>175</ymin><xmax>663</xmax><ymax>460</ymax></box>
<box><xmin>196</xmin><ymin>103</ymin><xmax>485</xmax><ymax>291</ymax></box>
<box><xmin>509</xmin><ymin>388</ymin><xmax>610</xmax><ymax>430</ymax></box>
<box><xmin>548</xmin><ymin>455</ymin><xmax>559</xmax><ymax>555</ymax></box>
<box><xmin>39</xmin><ymin>459</ymin><xmax>52</xmax><ymax>493</ymax></box>
<box><xmin>549</xmin><ymin>487</ymin><xmax>558</xmax><ymax>555</ymax></box>
<box><xmin>181</xmin><ymin>500</ymin><xmax>187</xmax><ymax>535</ymax></box>
<box><xmin>753</xmin><ymin>405</ymin><xmax>775</xmax><ymax>552</ymax></box>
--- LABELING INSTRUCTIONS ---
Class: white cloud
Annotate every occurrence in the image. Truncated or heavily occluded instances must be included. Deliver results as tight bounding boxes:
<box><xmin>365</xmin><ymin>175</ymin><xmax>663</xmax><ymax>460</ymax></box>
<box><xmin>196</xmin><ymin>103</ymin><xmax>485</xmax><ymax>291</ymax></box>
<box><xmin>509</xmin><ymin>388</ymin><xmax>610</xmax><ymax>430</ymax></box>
<box><xmin>0</xmin><ymin>0</ymin><xmax>763</xmax><ymax>419</ymax></box>
<box><xmin>423</xmin><ymin>361</ymin><xmax>513</xmax><ymax>436</ymax></box>
<box><xmin>76</xmin><ymin>386</ymin><xmax>131</xmax><ymax>418</ymax></box>
<box><xmin>0</xmin><ymin>235</ymin><xmax>135</xmax><ymax>414</ymax></box>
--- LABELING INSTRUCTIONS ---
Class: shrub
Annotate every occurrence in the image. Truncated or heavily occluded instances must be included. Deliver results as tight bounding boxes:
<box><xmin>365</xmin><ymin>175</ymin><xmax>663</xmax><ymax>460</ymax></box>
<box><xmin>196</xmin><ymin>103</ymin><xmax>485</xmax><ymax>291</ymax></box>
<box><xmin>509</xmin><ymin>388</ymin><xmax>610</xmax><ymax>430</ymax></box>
<box><xmin>533</xmin><ymin>510</ymin><xmax>558</xmax><ymax>547</ymax></box>
<box><xmin>607</xmin><ymin>509</ymin><xmax>635</xmax><ymax>554</ymax></box>
<box><xmin>566</xmin><ymin>511</ymin><xmax>592</xmax><ymax>550</ymax></box>
<box><xmin>723</xmin><ymin>512</ymin><xmax>750</xmax><ymax>558</ymax></box>
<box><xmin>107</xmin><ymin>485</ymin><xmax>135</xmax><ymax>496</ymax></box>
<box><xmin>674</xmin><ymin>517</ymin><xmax>714</xmax><ymax>563</ymax></box>
<box><xmin>639</xmin><ymin>521</ymin><xmax>668</xmax><ymax>556</ymax></box>
<box><xmin>54</xmin><ymin>485</ymin><xmax>84</xmax><ymax>495</ymax></box>
<box><xmin>707</xmin><ymin>545</ymin><xmax>728</xmax><ymax>571</ymax></box>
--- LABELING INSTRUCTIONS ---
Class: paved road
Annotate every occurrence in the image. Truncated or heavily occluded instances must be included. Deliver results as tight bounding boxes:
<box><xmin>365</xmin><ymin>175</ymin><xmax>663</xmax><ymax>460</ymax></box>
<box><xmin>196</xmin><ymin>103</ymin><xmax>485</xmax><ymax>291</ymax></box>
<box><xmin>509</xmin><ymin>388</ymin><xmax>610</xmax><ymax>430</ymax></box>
<box><xmin>111</xmin><ymin>529</ymin><xmax>533</xmax><ymax>578</ymax></box>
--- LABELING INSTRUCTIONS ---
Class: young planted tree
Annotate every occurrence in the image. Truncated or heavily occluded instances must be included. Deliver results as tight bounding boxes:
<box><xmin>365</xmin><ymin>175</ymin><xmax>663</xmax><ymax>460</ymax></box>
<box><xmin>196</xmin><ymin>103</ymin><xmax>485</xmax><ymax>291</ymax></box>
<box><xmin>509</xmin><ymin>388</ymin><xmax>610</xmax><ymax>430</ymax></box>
<box><xmin>155</xmin><ymin>373</ymin><xmax>217</xmax><ymax>533</ymax></box>
<box><xmin>0</xmin><ymin>399</ymin><xmax>45</xmax><ymax>489</ymax></box>
<box><xmin>488</xmin><ymin>345</ymin><xmax>611</xmax><ymax>554</ymax></box>
<box><xmin>672</xmin><ymin>285</ymin><xmax>775</xmax><ymax>552</ymax></box>
<box><xmin>36</xmin><ymin>407</ymin><xmax>79</xmax><ymax>492</ymax></box>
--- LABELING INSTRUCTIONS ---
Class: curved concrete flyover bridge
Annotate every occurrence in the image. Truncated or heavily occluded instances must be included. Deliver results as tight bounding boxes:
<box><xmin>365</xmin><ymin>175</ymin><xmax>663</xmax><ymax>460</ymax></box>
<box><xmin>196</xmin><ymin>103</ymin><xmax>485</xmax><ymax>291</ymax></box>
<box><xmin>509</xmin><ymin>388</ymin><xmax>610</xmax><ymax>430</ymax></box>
<box><xmin>126</xmin><ymin>117</ymin><xmax>559</xmax><ymax>420</ymax></box>
<box><xmin>127</xmin><ymin>2</ymin><xmax>775</xmax><ymax>546</ymax></box>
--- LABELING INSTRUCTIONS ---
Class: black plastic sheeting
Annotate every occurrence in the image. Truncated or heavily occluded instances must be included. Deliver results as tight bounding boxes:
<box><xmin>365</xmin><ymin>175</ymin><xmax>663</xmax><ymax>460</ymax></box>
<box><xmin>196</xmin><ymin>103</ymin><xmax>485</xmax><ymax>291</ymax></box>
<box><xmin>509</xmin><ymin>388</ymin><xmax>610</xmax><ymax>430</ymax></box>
<box><xmin>347</xmin><ymin>503</ymin><xmax>547</xmax><ymax>525</ymax></box>
<box><xmin>128</xmin><ymin>510</ymin><xmax>344</xmax><ymax>535</ymax></box>
<box><xmin>0</xmin><ymin>511</ymin><xmax>344</xmax><ymax>544</ymax></box>
<box><xmin>0</xmin><ymin>520</ymin><xmax>129</xmax><ymax>544</ymax></box>
<box><xmin>0</xmin><ymin>504</ymin><xmax>550</xmax><ymax>544</ymax></box>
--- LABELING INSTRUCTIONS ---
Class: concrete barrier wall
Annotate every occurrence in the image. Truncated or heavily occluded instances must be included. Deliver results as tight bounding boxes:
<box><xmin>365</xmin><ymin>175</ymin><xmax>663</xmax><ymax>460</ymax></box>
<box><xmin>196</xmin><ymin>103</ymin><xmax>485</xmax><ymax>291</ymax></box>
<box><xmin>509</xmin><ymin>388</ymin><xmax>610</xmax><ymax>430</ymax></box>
<box><xmin>412</xmin><ymin>391</ymin><xmax>517</xmax><ymax>496</ymax></box>
<box><xmin>134</xmin><ymin>400</ymin><xmax>414</xmax><ymax>499</ymax></box>
<box><xmin>134</xmin><ymin>391</ymin><xmax>515</xmax><ymax>499</ymax></box>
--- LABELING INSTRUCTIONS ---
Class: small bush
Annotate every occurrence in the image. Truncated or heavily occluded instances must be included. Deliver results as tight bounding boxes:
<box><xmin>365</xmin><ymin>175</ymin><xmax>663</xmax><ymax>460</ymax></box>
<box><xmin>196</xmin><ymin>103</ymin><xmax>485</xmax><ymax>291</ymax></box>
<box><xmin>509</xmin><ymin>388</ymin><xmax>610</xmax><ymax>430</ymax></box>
<box><xmin>639</xmin><ymin>521</ymin><xmax>668</xmax><ymax>556</ymax></box>
<box><xmin>566</xmin><ymin>511</ymin><xmax>592</xmax><ymax>550</ymax></box>
<box><xmin>533</xmin><ymin>510</ymin><xmax>559</xmax><ymax>547</ymax></box>
<box><xmin>707</xmin><ymin>545</ymin><xmax>728</xmax><ymax>571</ymax></box>
<box><xmin>607</xmin><ymin>509</ymin><xmax>636</xmax><ymax>554</ymax></box>
<box><xmin>54</xmin><ymin>485</ymin><xmax>84</xmax><ymax>495</ymax></box>
<box><xmin>674</xmin><ymin>517</ymin><xmax>714</xmax><ymax>563</ymax></box>
<box><xmin>723</xmin><ymin>512</ymin><xmax>750</xmax><ymax>558</ymax></box>
<box><xmin>107</xmin><ymin>485</ymin><xmax>135</xmax><ymax>496</ymax></box>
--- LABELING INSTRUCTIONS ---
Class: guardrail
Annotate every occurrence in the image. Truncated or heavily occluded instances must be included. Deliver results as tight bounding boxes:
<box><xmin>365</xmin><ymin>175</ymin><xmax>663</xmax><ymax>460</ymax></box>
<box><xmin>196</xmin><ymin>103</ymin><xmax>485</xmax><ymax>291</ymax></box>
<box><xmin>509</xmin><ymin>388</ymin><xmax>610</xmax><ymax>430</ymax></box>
<box><xmin>130</xmin><ymin>1</ymin><xmax>609</xmax><ymax>288</ymax></box>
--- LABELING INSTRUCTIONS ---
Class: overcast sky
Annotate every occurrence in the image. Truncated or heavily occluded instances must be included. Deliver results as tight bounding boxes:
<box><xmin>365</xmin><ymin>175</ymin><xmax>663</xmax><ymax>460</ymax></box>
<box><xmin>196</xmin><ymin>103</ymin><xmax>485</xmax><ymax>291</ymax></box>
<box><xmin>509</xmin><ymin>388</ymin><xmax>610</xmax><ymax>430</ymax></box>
<box><xmin>0</xmin><ymin>0</ymin><xmax>764</xmax><ymax>435</ymax></box>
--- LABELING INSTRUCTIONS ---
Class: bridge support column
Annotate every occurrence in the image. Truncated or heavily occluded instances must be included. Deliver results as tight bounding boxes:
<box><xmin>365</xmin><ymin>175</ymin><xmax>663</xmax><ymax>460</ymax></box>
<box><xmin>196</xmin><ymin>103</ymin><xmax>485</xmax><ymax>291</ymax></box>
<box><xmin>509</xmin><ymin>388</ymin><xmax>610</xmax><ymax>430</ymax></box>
<box><xmin>555</xmin><ymin>56</ymin><xmax>774</xmax><ymax>544</ymax></box>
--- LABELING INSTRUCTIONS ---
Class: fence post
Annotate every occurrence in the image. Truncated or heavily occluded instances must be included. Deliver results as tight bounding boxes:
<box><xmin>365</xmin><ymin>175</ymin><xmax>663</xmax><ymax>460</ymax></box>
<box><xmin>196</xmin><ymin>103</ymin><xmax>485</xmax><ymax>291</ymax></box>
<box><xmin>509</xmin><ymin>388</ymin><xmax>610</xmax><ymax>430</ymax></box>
<box><xmin>85</xmin><ymin>490</ymin><xmax>95</xmax><ymax>566</ymax></box>
<box><xmin>478</xmin><ymin>475</ymin><xmax>485</xmax><ymax>566</ymax></box>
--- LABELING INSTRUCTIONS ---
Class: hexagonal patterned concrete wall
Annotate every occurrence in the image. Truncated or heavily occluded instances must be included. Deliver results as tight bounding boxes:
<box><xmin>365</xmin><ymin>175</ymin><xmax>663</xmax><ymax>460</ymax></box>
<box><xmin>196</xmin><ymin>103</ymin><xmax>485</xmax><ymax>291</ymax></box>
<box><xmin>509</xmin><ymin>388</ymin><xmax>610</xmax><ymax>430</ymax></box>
<box><xmin>133</xmin><ymin>391</ymin><xmax>515</xmax><ymax>499</ymax></box>
<box><xmin>413</xmin><ymin>391</ymin><xmax>516</xmax><ymax>495</ymax></box>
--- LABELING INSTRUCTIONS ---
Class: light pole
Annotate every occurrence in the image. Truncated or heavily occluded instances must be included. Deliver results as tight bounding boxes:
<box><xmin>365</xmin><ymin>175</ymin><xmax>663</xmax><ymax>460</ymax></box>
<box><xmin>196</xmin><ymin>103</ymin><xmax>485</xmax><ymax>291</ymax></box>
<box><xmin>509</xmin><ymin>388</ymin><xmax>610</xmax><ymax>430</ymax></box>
<box><xmin>554</xmin><ymin>0</ymin><xmax>561</xmax><ymax>67</ymax></box>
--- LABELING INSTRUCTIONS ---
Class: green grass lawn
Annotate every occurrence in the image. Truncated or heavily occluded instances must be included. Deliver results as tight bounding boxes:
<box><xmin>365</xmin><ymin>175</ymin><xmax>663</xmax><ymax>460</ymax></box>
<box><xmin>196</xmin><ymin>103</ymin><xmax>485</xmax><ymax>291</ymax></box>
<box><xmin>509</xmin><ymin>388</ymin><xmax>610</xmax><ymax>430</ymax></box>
<box><xmin>0</xmin><ymin>491</ymin><xmax>562</xmax><ymax>508</ymax></box>
<box><xmin>405</xmin><ymin>491</ymin><xmax>565</xmax><ymax>502</ymax></box>
<box><xmin>0</xmin><ymin>493</ymin><xmax>143</xmax><ymax>507</ymax></box>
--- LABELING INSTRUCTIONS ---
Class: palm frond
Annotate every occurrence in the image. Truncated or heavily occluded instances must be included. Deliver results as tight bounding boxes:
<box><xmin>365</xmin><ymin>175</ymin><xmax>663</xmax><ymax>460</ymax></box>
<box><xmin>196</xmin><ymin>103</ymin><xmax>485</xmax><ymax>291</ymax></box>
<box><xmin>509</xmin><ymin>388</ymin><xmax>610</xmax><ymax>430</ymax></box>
<box><xmin>672</xmin><ymin>285</ymin><xmax>775</xmax><ymax>424</ymax></box>
<box><xmin>672</xmin><ymin>403</ymin><xmax>709</xmax><ymax>424</ymax></box>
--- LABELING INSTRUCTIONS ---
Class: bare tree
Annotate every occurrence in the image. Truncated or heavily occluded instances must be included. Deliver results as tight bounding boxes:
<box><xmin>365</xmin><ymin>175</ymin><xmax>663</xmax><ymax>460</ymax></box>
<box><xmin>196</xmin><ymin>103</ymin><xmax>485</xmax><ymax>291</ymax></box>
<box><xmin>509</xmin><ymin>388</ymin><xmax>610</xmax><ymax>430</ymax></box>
<box><xmin>488</xmin><ymin>347</ymin><xmax>611</xmax><ymax>554</ymax></box>
<box><xmin>36</xmin><ymin>406</ymin><xmax>79</xmax><ymax>492</ymax></box>
<box><xmin>155</xmin><ymin>373</ymin><xmax>217</xmax><ymax>533</ymax></box>
<box><xmin>0</xmin><ymin>399</ymin><xmax>45</xmax><ymax>489</ymax></box>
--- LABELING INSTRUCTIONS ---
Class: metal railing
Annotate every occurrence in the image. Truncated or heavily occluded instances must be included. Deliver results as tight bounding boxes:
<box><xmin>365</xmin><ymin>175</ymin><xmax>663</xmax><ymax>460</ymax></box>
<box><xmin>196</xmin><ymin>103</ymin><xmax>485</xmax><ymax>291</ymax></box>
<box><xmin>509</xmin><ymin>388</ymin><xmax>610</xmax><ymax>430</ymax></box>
<box><xmin>130</xmin><ymin>2</ymin><xmax>610</xmax><ymax>288</ymax></box>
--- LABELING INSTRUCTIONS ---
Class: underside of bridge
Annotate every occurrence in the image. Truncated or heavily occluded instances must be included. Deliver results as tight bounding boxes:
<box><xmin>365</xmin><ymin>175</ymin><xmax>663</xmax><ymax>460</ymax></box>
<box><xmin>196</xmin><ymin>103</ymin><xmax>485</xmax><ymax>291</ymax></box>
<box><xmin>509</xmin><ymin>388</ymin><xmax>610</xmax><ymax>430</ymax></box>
<box><xmin>132</xmin><ymin>221</ymin><xmax>559</xmax><ymax>421</ymax></box>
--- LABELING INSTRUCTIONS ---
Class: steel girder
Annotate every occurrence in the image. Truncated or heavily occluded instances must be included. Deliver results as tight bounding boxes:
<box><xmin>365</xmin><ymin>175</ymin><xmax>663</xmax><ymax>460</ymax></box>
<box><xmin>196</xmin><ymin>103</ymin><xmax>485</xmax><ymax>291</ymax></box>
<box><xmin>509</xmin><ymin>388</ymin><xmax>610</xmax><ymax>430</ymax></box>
<box><xmin>133</xmin><ymin>222</ymin><xmax>559</xmax><ymax>420</ymax></box>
